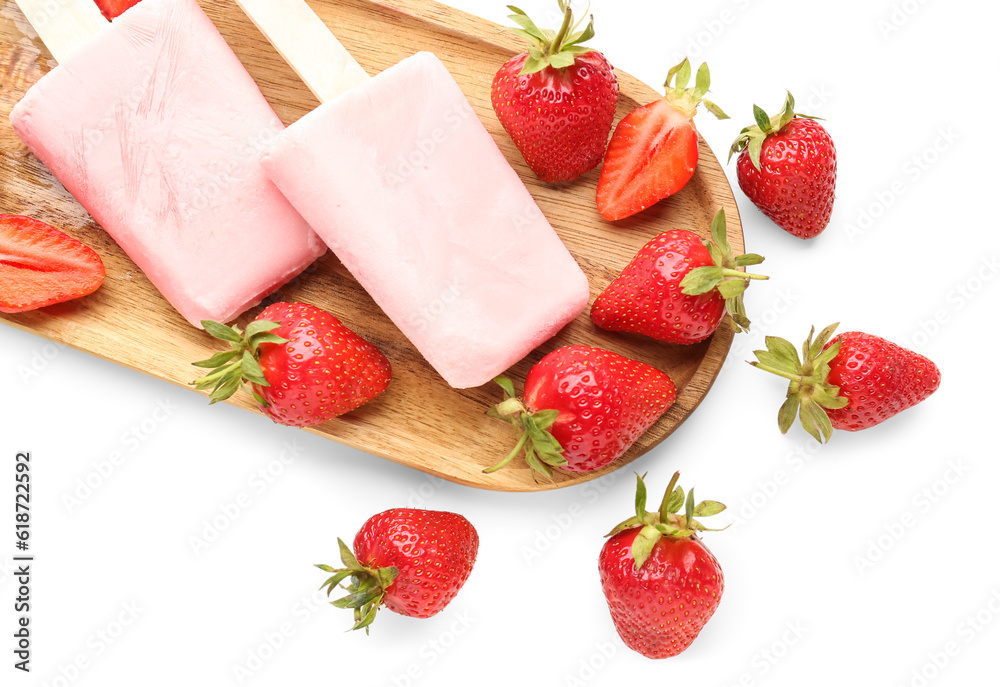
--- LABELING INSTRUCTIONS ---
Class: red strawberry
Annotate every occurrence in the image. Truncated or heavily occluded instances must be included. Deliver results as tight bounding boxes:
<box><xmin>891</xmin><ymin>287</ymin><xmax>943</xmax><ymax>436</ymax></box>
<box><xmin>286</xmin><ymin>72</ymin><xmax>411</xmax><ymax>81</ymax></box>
<box><xmin>730</xmin><ymin>92</ymin><xmax>837</xmax><ymax>239</ymax></box>
<box><xmin>750</xmin><ymin>323</ymin><xmax>941</xmax><ymax>442</ymax></box>
<box><xmin>93</xmin><ymin>0</ymin><xmax>141</xmax><ymax>20</ymax></box>
<box><xmin>316</xmin><ymin>508</ymin><xmax>479</xmax><ymax>631</ymax></box>
<box><xmin>597</xmin><ymin>58</ymin><xmax>728</xmax><ymax>221</ymax></box>
<box><xmin>592</xmin><ymin>209</ymin><xmax>767</xmax><ymax>344</ymax></box>
<box><xmin>491</xmin><ymin>2</ymin><xmax>619</xmax><ymax>183</ymax></box>
<box><xmin>0</xmin><ymin>214</ymin><xmax>105</xmax><ymax>314</ymax></box>
<box><xmin>486</xmin><ymin>345</ymin><xmax>676</xmax><ymax>476</ymax></box>
<box><xmin>192</xmin><ymin>302</ymin><xmax>391</xmax><ymax>427</ymax></box>
<box><xmin>600</xmin><ymin>472</ymin><xmax>726</xmax><ymax>659</ymax></box>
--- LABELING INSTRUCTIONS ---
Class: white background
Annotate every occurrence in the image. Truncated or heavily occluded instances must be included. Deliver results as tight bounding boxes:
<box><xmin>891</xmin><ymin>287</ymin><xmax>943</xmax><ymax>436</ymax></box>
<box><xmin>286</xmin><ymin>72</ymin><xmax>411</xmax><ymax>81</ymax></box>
<box><xmin>2</xmin><ymin>0</ymin><xmax>998</xmax><ymax>685</ymax></box>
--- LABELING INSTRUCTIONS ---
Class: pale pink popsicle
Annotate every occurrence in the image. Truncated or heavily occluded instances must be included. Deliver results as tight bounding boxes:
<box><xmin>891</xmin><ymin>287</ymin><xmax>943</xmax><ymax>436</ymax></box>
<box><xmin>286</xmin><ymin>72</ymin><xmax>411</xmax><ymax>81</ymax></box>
<box><xmin>260</xmin><ymin>52</ymin><xmax>590</xmax><ymax>389</ymax></box>
<box><xmin>9</xmin><ymin>0</ymin><xmax>326</xmax><ymax>327</ymax></box>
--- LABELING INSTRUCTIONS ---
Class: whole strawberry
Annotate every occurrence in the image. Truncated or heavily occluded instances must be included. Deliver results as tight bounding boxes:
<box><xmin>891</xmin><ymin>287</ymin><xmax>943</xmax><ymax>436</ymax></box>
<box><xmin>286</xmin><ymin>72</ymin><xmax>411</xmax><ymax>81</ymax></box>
<box><xmin>316</xmin><ymin>508</ymin><xmax>479</xmax><ymax>631</ymax></box>
<box><xmin>592</xmin><ymin>209</ymin><xmax>767</xmax><ymax>344</ymax></box>
<box><xmin>491</xmin><ymin>1</ymin><xmax>619</xmax><ymax>183</ymax></box>
<box><xmin>750</xmin><ymin>323</ymin><xmax>941</xmax><ymax>442</ymax></box>
<box><xmin>730</xmin><ymin>92</ymin><xmax>837</xmax><ymax>239</ymax></box>
<box><xmin>192</xmin><ymin>302</ymin><xmax>391</xmax><ymax>427</ymax></box>
<box><xmin>485</xmin><ymin>345</ymin><xmax>676</xmax><ymax>476</ymax></box>
<box><xmin>597</xmin><ymin>58</ymin><xmax>728</xmax><ymax>221</ymax></box>
<box><xmin>600</xmin><ymin>472</ymin><xmax>726</xmax><ymax>659</ymax></box>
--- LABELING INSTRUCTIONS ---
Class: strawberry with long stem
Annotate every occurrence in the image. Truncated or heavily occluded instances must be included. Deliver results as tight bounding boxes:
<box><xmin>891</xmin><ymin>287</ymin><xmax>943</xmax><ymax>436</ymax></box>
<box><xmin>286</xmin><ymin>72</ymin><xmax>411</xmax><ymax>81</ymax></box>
<box><xmin>750</xmin><ymin>323</ymin><xmax>941</xmax><ymax>442</ymax></box>
<box><xmin>486</xmin><ymin>346</ymin><xmax>677</xmax><ymax>477</ymax></box>
<box><xmin>592</xmin><ymin>208</ymin><xmax>768</xmax><ymax>344</ymax></box>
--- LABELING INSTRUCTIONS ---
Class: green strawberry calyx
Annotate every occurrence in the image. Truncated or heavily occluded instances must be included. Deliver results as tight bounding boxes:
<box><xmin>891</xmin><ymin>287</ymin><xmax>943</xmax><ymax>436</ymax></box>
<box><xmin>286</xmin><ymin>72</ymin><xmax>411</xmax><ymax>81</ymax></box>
<box><xmin>483</xmin><ymin>376</ymin><xmax>567</xmax><ymax>479</ymax></box>
<box><xmin>661</xmin><ymin>57</ymin><xmax>729</xmax><ymax>120</ymax></box>
<box><xmin>190</xmin><ymin>319</ymin><xmax>288</xmax><ymax>407</ymax></box>
<box><xmin>680</xmin><ymin>208</ymin><xmax>769</xmax><ymax>333</ymax></box>
<box><xmin>748</xmin><ymin>323</ymin><xmax>851</xmax><ymax>444</ymax></box>
<box><xmin>606</xmin><ymin>472</ymin><xmax>727</xmax><ymax>570</ymax></box>
<box><xmin>316</xmin><ymin>538</ymin><xmax>400</xmax><ymax>634</ymax></box>
<box><xmin>506</xmin><ymin>1</ymin><xmax>598</xmax><ymax>75</ymax></box>
<box><xmin>728</xmin><ymin>90</ymin><xmax>822</xmax><ymax>170</ymax></box>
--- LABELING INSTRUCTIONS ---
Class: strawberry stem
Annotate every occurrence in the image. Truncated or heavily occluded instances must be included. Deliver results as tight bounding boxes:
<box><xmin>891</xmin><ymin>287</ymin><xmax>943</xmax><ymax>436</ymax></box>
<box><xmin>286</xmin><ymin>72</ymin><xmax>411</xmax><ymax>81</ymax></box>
<box><xmin>494</xmin><ymin>397</ymin><xmax>526</xmax><ymax>417</ymax></box>
<box><xmin>748</xmin><ymin>361</ymin><xmax>806</xmax><ymax>383</ymax></box>
<box><xmin>484</xmin><ymin>431</ymin><xmax>530</xmax><ymax>474</ymax></box>
<box><xmin>549</xmin><ymin>1</ymin><xmax>574</xmax><ymax>56</ymax></box>
<box><xmin>191</xmin><ymin>320</ymin><xmax>287</xmax><ymax>406</ymax></box>
<box><xmin>748</xmin><ymin>324</ymin><xmax>852</xmax><ymax>443</ymax></box>
<box><xmin>721</xmin><ymin>268</ymin><xmax>768</xmax><ymax>281</ymax></box>
<box><xmin>657</xmin><ymin>471</ymin><xmax>681</xmax><ymax>522</ymax></box>
<box><xmin>606</xmin><ymin>473</ymin><xmax>728</xmax><ymax>570</ymax></box>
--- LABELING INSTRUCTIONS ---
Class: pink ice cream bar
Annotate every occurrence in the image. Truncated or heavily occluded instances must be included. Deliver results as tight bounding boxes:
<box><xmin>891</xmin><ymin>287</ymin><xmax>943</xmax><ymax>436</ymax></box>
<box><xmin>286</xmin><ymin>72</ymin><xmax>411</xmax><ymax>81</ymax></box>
<box><xmin>9</xmin><ymin>0</ymin><xmax>326</xmax><ymax>327</ymax></box>
<box><xmin>260</xmin><ymin>52</ymin><xmax>590</xmax><ymax>389</ymax></box>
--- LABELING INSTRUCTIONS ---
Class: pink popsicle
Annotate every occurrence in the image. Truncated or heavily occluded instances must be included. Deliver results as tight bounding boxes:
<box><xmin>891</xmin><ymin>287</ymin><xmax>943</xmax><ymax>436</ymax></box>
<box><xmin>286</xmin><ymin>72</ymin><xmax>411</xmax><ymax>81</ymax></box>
<box><xmin>9</xmin><ymin>0</ymin><xmax>326</xmax><ymax>327</ymax></box>
<box><xmin>260</xmin><ymin>51</ymin><xmax>590</xmax><ymax>389</ymax></box>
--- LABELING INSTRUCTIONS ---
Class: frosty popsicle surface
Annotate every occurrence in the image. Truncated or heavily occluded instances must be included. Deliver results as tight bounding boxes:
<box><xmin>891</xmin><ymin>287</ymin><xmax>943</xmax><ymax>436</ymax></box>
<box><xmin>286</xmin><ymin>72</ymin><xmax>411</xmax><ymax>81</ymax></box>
<box><xmin>260</xmin><ymin>51</ymin><xmax>590</xmax><ymax>389</ymax></box>
<box><xmin>9</xmin><ymin>0</ymin><xmax>326</xmax><ymax>327</ymax></box>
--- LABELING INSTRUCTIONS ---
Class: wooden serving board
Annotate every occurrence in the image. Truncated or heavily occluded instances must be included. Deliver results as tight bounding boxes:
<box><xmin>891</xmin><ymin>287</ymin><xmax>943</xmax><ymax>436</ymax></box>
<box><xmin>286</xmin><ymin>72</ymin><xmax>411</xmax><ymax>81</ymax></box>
<box><xmin>0</xmin><ymin>0</ymin><xmax>743</xmax><ymax>491</ymax></box>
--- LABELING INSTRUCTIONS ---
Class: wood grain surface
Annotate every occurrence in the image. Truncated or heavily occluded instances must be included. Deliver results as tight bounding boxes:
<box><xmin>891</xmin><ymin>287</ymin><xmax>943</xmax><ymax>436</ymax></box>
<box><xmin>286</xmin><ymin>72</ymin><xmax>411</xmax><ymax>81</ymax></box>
<box><xmin>0</xmin><ymin>0</ymin><xmax>743</xmax><ymax>491</ymax></box>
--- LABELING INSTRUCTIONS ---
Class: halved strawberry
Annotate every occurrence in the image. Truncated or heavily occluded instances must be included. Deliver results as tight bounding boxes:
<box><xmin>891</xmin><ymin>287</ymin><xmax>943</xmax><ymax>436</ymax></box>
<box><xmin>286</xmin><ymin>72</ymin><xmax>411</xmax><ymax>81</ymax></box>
<box><xmin>0</xmin><ymin>215</ymin><xmax>105</xmax><ymax>314</ymax></box>
<box><xmin>597</xmin><ymin>59</ymin><xmax>728</xmax><ymax>221</ymax></box>
<box><xmin>93</xmin><ymin>0</ymin><xmax>141</xmax><ymax>20</ymax></box>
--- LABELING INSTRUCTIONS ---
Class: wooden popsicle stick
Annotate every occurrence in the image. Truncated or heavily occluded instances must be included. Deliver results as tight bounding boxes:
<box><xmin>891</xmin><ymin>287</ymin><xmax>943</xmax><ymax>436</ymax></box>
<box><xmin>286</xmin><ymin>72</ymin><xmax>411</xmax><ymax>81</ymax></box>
<box><xmin>13</xmin><ymin>0</ymin><xmax>107</xmax><ymax>64</ymax></box>
<box><xmin>233</xmin><ymin>0</ymin><xmax>370</xmax><ymax>103</ymax></box>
